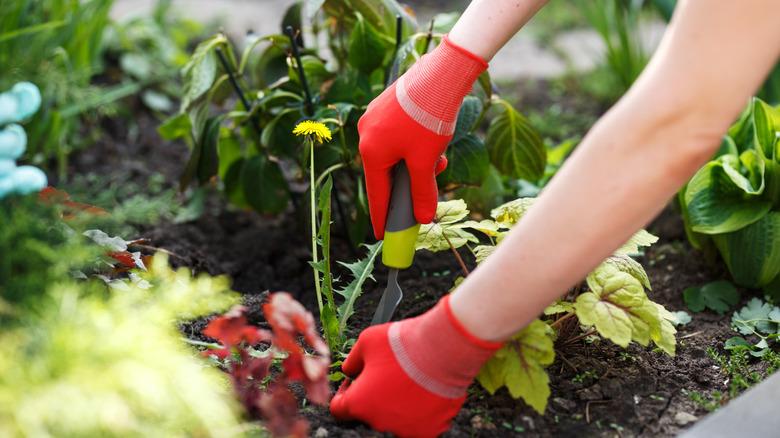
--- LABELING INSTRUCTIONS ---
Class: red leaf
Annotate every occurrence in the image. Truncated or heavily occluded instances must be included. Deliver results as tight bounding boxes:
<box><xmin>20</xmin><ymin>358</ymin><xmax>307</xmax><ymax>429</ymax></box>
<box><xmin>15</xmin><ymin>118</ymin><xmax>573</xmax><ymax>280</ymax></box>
<box><xmin>108</xmin><ymin>251</ymin><xmax>136</xmax><ymax>268</ymax></box>
<box><xmin>201</xmin><ymin>347</ymin><xmax>232</xmax><ymax>360</ymax></box>
<box><xmin>257</xmin><ymin>385</ymin><xmax>310</xmax><ymax>438</ymax></box>
<box><xmin>203</xmin><ymin>305</ymin><xmax>271</xmax><ymax>348</ymax></box>
<box><xmin>39</xmin><ymin>186</ymin><xmax>108</xmax><ymax>219</ymax></box>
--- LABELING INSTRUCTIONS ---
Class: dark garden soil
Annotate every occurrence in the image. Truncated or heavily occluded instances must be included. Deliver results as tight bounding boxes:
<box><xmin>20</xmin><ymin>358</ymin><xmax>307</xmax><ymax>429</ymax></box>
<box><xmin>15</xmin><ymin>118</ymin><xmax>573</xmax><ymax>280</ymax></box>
<box><xmin>70</xmin><ymin>95</ymin><xmax>744</xmax><ymax>437</ymax></box>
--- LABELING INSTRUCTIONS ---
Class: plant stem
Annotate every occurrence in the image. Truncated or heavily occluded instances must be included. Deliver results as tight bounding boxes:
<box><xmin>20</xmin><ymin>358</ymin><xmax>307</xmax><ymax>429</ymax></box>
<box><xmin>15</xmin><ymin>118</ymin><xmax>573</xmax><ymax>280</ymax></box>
<box><xmin>423</xmin><ymin>19</ymin><xmax>435</xmax><ymax>53</ymax></box>
<box><xmin>550</xmin><ymin>312</ymin><xmax>576</xmax><ymax>329</ymax></box>
<box><xmin>566</xmin><ymin>328</ymin><xmax>597</xmax><ymax>345</ymax></box>
<box><xmin>442</xmin><ymin>233</ymin><xmax>470</xmax><ymax>277</ymax></box>
<box><xmin>309</xmin><ymin>138</ymin><xmax>324</xmax><ymax>314</ymax></box>
<box><xmin>215</xmin><ymin>46</ymin><xmax>263</xmax><ymax>139</ymax></box>
<box><xmin>285</xmin><ymin>25</ymin><xmax>314</xmax><ymax>115</ymax></box>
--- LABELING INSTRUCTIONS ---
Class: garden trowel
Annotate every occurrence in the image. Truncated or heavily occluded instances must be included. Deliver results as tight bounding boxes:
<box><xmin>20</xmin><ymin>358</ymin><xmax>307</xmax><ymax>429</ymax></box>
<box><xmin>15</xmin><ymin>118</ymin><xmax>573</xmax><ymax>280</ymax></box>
<box><xmin>371</xmin><ymin>161</ymin><xmax>420</xmax><ymax>325</ymax></box>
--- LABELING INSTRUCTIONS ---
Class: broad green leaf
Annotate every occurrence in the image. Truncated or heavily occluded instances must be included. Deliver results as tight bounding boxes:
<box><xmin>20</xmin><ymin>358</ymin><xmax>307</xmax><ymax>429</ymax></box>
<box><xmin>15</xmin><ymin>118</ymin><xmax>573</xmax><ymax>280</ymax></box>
<box><xmin>196</xmin><ymin>116</ymin><xmax>222</xmax><ymax>183</ymax></box>
<box><xmin>615</xmin><ymin>229</ymin><xmax>659</xmax><ymax>255</ymax></box>
<box><xmin>477</xmin><ymin>71</ymin><xmax>493</xmax><ymax>101</ymax></box>
<box><xmin>217</xmin><ymin>129</ymin><xmax>243</xmax><ymax>180</ymax></box>
<box><xmin>682</xmin><ymin>281</ymin><xmax>739</xmax><ymax>315</ymax></box>
<box><xmin>347</xmin><ymin>13</ymin><xmax>390</xmax><ymax>74</ymax></box>
<box><xmin>452</xmin><ymin>96</ymin><xmax>482</xmax><ymax>144</ymax></box>
<box><xmin>438</xmin><ymin>134</ymin><xmax>489</xmax><ymax>187</ymax></box>
<box><xmin>222</xmin><ymin>158</ymin><xmax>248</xmax><ymax>208</ymax></box>
<box><xmin>477</xmin><ymin>320</ymin><xmax>554</xmax><ymax>414</ymax></box>
<box><xmin>158</xmin><ymin>113</ymin><xmax>191</xmax><ymax>141</ymax></box>
<box><xmin>599</xmin><ymin>254</ymin><xmax>652</xmax><ymax>290</ymax></box>
<box><xmin>457</xmin><ymin>165</ymin><xmax>506</xmax><ymax>216</ymax></box>
<box><xmin>685</xmin><ymin>153</ymin><xmax>771</xmax><ymax>234</ymax></box>
<box><xmin>323</xmin><ymin>0</ymin><xmax>416</xmax><ymax>39</ymax></box>
<box><xmin>336</xmin><ymin>241</ymin><xmax>383</xmax><ymax>333</ymax></box>
<box><xmin>486</xmin><ymin>99</ymin><xmax>546</xmax><ymax>181</ymax></box>
<box><xmin>546</xmin><ymin>138</ymin><xmax>578</xmax><ymax>168</ymax></box>
<box><xmin>576</xmin><ymin>265</ymin><xmax>649</xmax><ymax>348</ymax></box>
<box><xmin>288</xmin><ymin>55</ymin><xmax>334</xmax><ymax>93</ymax></box>
<box><xmin>456</xmin><ymin>219</ymin><xmax>501</xmax><ymax>237</ymax></box>
<box><xmin>713</xmin><ymin>212</ymin><xmax>780</xmax><ymax>287</ymax></box>
<box><xmin>490</xmin><ymin>197</ymin><xmax>536</xmax><ymax>228</ymax></box>
<box><xmin>240</xmin><ymin>155</ymin><xmax>289</xmax><ymax>214</ymax></box>
<box><xmin>650</xmin><ymin>302</ymin><xmax>678</xmax><ymax>355</ymax></box>
<box><xmin>731</xmin><ymin>298</ymin><xmax>777</xmax><ymax>335</ymax></box>
<box><xmin>181</xmin><ymin>34</ymin><xmax>225</xmax><ymax>111</ymax></box>
<box><xmin>670</xmin><ymin>311</ymin><xmax>692</xmax><ymax>326</ymax></box>
<box><xmin>752</xmin><ymin>97</ymin><xmax>780</xmax><ymax>159</ymax></box>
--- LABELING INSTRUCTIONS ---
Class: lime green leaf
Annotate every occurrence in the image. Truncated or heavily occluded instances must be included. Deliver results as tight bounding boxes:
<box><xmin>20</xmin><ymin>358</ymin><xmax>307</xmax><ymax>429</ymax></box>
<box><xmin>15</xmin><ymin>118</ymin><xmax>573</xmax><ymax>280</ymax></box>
<box><xmin>456</xmin><ymin>219</ymin><xmax>501</xmax><ymax>237</ymax></box>
<box><xmin>752</xmin><ymin>97</ymin><xmax>780</xmax><ymax>158</ymax></box>
<box><xmin>486</xmin><ymin>99</ymin><xmax>546</xmax><ymax>181</ymax></box>
<box><xmin>599</xmin><ymin>254</ymin><xmax>652</xmax><ymax>290</ymax></box>
<box><xmin>477</xmin><ymin>320</ymin><xmax>555</xmax><ymax>414</ymax></box>
<box><xmin>576</xmin><ymin>265</ymin><xmax>649</xmax><ymax>348</ymax></box>
<box><xmin>543</xmin><ymin>301</ymin><xmax>575</xmax><ymax>315</ymax></box>
<box><xmin>685</xmin><ymin>153</ymin><xmax>771</xmax><ymax>234</ymax></box>
<box><xmin>490</xmin><ymin>197</ymin><xmax>536</xmax><ymax>228</ymax></box>
<box><xmin>615</xmin><ymin>229</ymin><xmax>659</xmax><ymax>255</ymax></box>
<box><xmin>181</xmin><ymin>34</ymin><xmax>225</xmax><ymax>111</ymax></box>
<box><xmin>158</xmin><ymin>113</ymin><xmax>192</xmax><ymax>141</ymax></box>
<box><xmin>474</xmin><ymin>244</ymin><xmax>496</xmax><ymax>264</ymax></box>
<box><xmin>438</xmin><ymin>134</ymin><xmax>489</xmax><ymax>187</ymax></box>
<box><xmin>713</xmin><ymin>212</ymin><xmax>780</xmax><ymax>288</ymax></box>
<box><xmin>683</xmin><ymin>280</ymin><xmax>739</xmax><ymax>315</ymax></box>
<box><xmin>416</xmin><ymin>200</ymin><xmax>479</xmax><ymax>252</ymax></box>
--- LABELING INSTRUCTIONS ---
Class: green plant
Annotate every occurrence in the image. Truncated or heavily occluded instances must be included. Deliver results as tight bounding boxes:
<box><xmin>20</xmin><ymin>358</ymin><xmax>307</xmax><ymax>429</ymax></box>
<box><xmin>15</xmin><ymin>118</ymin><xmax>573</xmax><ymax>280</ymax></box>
<box><xmin>164</xmin><ymin>0</ymin><xmax>545</xmax><ymax>245</ymax></box>
<box><xmin>416</xmin><ymin>197</ymin><xmax>676</xmax><ymax>413</ymax></box>
<box><xmin>683</xmin><ymin>280</ymin><xmax>740</xmax><ymax>315</ymax></box>
<box><xmin>680</xmin><ymin>98</ymin><xmax>780</xmax><ymax>292</ymax></box>
<box><xmin>580</xmin><ymin>0</ymin><xmax>648</xmax><ymax>96</ymax></box>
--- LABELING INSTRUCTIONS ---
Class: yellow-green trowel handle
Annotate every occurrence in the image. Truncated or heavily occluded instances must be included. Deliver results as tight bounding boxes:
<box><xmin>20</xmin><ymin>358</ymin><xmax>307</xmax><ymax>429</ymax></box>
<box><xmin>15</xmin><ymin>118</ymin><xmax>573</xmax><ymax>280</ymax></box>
<box><xmin>382</xmin><ymin>161</ymin><xmax>420</xmax><ymax>269</ymax></box>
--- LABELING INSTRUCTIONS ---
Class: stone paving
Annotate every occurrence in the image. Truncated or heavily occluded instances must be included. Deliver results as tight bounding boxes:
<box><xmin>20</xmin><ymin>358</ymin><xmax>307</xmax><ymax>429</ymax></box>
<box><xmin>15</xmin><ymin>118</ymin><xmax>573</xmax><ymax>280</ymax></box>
<box><xmin>111</xmin><ymin>0</ymin><xmax>666</xmax><ymax>81</ymax></box>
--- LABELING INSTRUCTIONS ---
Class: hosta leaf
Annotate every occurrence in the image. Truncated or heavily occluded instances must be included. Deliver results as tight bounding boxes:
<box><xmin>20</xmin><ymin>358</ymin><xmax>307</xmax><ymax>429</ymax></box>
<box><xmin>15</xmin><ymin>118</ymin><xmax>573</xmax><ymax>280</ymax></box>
<box><xmin>713</xmin><ymin>212</ymin><xmax>780</xmax><ymax>288</ymax></box>
<box><xmin>600</xmin><ymin>254</ymin><xmax>652</xmax><ymax>290</ymax></box>
<box><xmin>615</xmin><ymin>229</ymin><xmax>659</xmax><ymax>255</ymax></box>
<box><xmin>684</xmin><ymin>152</ymin><xmax>771</xmax><ymax>234</ymax></box>
<box><xmin>477</xmin><ymin>320</ymin><xmax>554</xmax><ymax>414</ymax></box>
<box><xmin>682</xmin><ymin>280</ymin><xmax>739</xmax><ymax>315</ymax></box>
<box><xmin>490</xmin><ymin>197</ymin><xmax>536</xmax><ymax>228</ymax></box>
<box><xmin>336</xmin><ymin>241</ymin><xmax>383</xmax><ymax>334</ymax></box>
<box><xmin>731</xmin><ymin>298</ymin><xmax>777</xmax><ymax>335</ymax></box>
<box><xmin>486</xmin><ymin>99</ymin><xmax>546</xmax><ymax>181</ymax></box>
<box><xmin>751</xmin><ymin>97</ymin><xmax>780</xmax><ymax>159</ymax></box>
<box><xmin>438</xmin><ymin>133</ymin><xmax>489</xmax><ymax>187</ymax></box>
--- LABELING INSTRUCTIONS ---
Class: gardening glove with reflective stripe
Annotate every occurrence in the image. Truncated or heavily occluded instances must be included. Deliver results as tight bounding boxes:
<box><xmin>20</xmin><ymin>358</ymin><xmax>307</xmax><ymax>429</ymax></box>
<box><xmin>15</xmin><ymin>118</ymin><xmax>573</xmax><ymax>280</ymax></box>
<box><xmin>358</xmin><ymin>36</ymin><xmax>488</xmax><ymax>239</ymax></box>
<box><xmin>329</xmin><ymin>295</ymin><xmax>502</xmax><ymax>437</ymax></box>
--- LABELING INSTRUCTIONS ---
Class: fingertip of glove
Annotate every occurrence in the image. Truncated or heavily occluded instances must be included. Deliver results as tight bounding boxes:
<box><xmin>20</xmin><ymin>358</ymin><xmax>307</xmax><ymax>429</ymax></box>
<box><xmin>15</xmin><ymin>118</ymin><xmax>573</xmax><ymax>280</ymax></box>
<box><xmin>329</xmin><ymin>385</ymin><xmax>353</xmax><ymax>420</ymax></box>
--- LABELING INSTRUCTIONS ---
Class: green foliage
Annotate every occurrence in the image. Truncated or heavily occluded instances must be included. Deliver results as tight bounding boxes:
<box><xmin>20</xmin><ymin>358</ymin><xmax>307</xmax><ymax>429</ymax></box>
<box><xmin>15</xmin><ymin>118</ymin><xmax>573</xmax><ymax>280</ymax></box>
<box><xmin>683</xmin><ymin>280</ymin><xmax>740</xmax><ymax>315</ymax></box>
<box><xmin>707</xmin><ymin>347</ymin><xmax>780</xmax><ymax>399</ymax></box>
<box><xmin>419</xmin><ymin>197</ymin><xmax>674</xmax><ymax>413</ymax></box>
<box><xmin>168</xmin><ymin>0</ymin><xmax>544</xmax><ymax>244</ymax></box>
<box><xmin>580</xmin><ymin>0</ymin><xmax>648</xmax><ymax>95</ymax></box>
<box><xmin>681</xmin><ymin>98</ymin><xmax>780</xmax><ymax>290</ymax></box>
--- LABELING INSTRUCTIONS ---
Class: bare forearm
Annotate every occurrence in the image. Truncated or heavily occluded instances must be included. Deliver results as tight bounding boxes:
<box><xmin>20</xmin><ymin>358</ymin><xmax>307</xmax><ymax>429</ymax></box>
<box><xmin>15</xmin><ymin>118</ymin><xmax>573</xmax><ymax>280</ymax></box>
<box><xmin>450</xmin><ymin>0</ymin><xmax>780</xmax><ymax>341</ymax></box>
<box><xmin>449</xmin><ymin>0</ymin><xmax>548</xmax><ymax>60</ymax></box>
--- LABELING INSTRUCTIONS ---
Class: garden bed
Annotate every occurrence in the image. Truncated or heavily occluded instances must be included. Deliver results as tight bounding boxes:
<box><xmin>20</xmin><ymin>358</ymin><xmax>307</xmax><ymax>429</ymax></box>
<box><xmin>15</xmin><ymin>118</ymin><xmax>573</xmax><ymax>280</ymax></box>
<box><xmin>67</xmin><ymin>93</ymin><xmax>747</xmax><ymax>438</ymax></box>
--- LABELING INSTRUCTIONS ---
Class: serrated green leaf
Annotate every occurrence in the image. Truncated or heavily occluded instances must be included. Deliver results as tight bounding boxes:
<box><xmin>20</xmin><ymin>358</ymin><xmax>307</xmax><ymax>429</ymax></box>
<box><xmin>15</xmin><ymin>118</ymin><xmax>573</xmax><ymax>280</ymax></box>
<box><xmin>731</xmin><ymin>298</ymin><xmax>776</xmax><ymax>335</ymax></box>
<box><xmin>615</xmin><ymin>229</ymin><xmax>659</xmax><ymax>255</ymax></box>
<box><xmin>683</xmin><ymin>280</ymin><xmax>739</xmax><ymax>315</ymax></box>
<box><xmin>543</xmin><ymin>301</ymin><xmax>575</xmax><ymax>316</ymax></box>
<box><xmin>416</xmin><ymin>200</ymin><xmax>478</xmax><ymax>252</ymax></box>
<box><xmin>600</xmin><ymin>254</ymin><xmax>652</xmax><ymax>290</ymax></box>
<box><xmin>474</xmin><ymin>245</ymin><xmax>496</xmax><ymax>264</ymax></box>
<box><xmin>336</xmin><ymin>241</ymin><xmax>383</xmax><ymax>334</ymax></box>
<box><xmin>477</xmin><ymin>320</ymin><xmax>554</xmax><ymax>414</ymax></box>
<box><xmin>486</xmin><ymin>99</ymin><xmax>546</xmax><ymax>181</ymax></box>
<box><xmin>752</xmin><ymin>97</ymin><xmax>780</xmax><ymax>158</ymax></box>
<box><xmin>490</xmin><ymin>197</ymin><xmax>536</xmax><ymax>228</ymax></box>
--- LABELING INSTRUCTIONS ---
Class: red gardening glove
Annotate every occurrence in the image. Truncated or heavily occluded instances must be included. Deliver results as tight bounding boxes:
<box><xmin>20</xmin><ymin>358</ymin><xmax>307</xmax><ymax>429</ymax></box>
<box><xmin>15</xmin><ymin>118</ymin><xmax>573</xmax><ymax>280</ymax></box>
<box><xmin>358</xmin><ymin>36</ymin><xmax>488</xmax><ymax>239</ymax></box>
<box><xmin>329</xmin><ymin>295</ymin><xmax>502</xmax><ymax>437</ymax></box>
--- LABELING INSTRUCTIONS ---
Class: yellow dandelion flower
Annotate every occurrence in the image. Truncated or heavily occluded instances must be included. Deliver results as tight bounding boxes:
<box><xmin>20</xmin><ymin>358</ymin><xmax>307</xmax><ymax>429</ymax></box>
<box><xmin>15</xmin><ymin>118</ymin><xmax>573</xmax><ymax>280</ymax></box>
<box><xmin>292</xmin><ymin>120</ymin><xmax>332</xmax><ymax>143</ymax></box>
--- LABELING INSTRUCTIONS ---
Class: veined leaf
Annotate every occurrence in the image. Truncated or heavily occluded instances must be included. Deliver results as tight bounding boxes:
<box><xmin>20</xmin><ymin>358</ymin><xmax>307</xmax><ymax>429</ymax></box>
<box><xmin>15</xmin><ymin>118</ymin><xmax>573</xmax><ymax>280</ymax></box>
<box><xmin>241</xmin><ymin>155</ymin><xmax>289</xmax><ymax>214</ymax></box>
<box><xmin>615</xmin><ymin>229</ymin><xmax>659</xmax><ymax>255</ymax></box>
<box><xmin>752</xmin><ymin>97</ymin><xmax>780</xmax><ymax>159</ymax></box>
<box><xmin>599</xmin><ymin>254</ymin><xmax>651</xmax><ymax>290</ymax></box>
<box><xmin>181</xmin><ymin>34</ymin><xmax>226</xmax><ymax>111</ymax></box>
<box><xmin>731</xmin><ymin>298</ymin><xmax>778</xmax><ymax>336</ymax></box>
<box><xmin>347</xmin><ymin>13</ymin><xmax>390</xmax><ymax>74</ymax></box>
<box><xmin>682</xmin><ymin>280</ymin><xmax>739</xmax><ymax>315</ymax></box>
<box><xmin>438</xmin><ymin>134</ymin><xmax>489</xmax><ymax>187</ymax></box>
<box><xmin>543</xmin><ymin>301</ymin><xmax>575</xmax><ymax>316</ymax></box>
<box><xmin>490</xmin><ymin>197</ymin><xmax>536</xmax><ymax>228</ymax></box>
<box><xmin>486</xmin><ymin>99</ymin><xmax>546</xmax><ymax>181</ymax></box>
<box><xmin>452</xmin><ymin>96</ymin><xmax>482</xmax><ymax>144</ymax></box>
<box><xmin>713</xmin><ymin>211</ymin><xmax>780</xmax><ymax>288</ymax></box>
<box><xmin>477</xmin><ymin>320</ymin><xmax>555</xmax><ymax>414</ymax></box>
<box><xmin>685</xmin><ymin>152</ymin><xmax>771</xmax><ymax>234</ymax></box>
<box><xmin>416</xmin><ymin>200</ymin><xmax>478</xmax><ymax>252</ymax></box>
<box><xmin>336</xmin><ymin>241</ymin><xmax>383</xmax><ymax>334</ymax></box>
<box><xmin>474</xmin><ymin>245</ymin><xmax>496</xmax><ymax>264</ymax></box>
<box><xmin>576</xmin><ymin>264</ymin><xmax>675</xmax><ymax>354</ymax></box>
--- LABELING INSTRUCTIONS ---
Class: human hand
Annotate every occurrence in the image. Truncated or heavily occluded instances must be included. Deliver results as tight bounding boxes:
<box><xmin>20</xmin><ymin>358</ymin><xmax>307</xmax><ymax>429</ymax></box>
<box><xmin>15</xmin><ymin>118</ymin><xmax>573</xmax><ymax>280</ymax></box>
<box><xmin>358</xmin><ymin>36</ymin><xmax>487</xmax><ymax>239</ymax></box>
